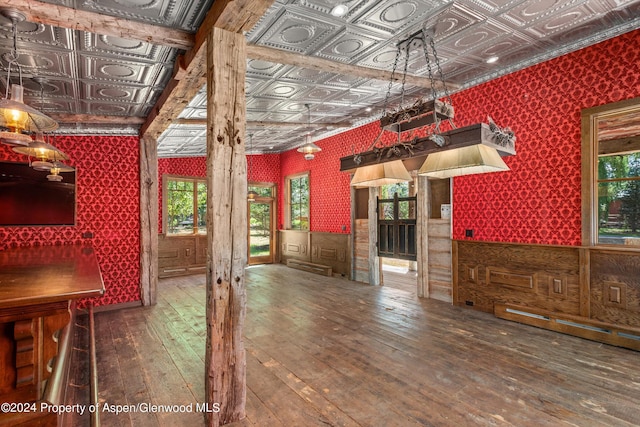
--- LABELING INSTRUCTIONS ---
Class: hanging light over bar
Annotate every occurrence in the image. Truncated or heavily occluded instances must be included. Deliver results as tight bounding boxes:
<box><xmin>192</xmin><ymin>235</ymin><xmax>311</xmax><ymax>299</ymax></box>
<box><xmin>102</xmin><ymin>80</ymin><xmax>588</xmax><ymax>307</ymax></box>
<box><xmin>342</xmin><ymin>25</ymin><xmax>515</xmax><ymax>181</ymax></box>
<box><xmin>350</xmin><ymin>160</ymin><xmax>412</xmax><ymax>187</ymax></box>
<box><xmin>418</xmin><ymin>144</ymin><xmax>509</xmax><ymax>178</ymax></box>
<box><xmin>0</xmin><ymin>10</ymin><xmax>59</xmax><ymax>146</ymax></box>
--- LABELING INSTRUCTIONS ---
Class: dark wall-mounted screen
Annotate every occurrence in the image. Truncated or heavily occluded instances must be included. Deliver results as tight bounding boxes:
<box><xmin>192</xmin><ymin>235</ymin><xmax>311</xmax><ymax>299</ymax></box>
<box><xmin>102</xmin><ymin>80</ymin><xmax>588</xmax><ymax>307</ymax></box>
<box><xmin>0</xmin><ymin>161</ymin><xmax>76</xmax><ymax>226</ymax></box>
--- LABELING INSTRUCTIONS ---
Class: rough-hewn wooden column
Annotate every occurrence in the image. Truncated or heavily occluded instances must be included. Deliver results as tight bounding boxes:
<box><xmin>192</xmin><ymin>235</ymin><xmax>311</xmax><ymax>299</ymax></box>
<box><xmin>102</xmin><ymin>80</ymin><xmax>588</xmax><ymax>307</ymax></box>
<box><xmin>416</xmin><ymin>175</ymin><xmax>430</xmax><ymax>298</ymax></box>
<box><xmin>140</xmin><ymin>134</ymin><xmax>158</xmax><ymax>306</ymax></box>
<box><xmin>204</xmin><ymin>26</ymin><xmax>247</xmax><ymax>426</ymax></box>
<box><xmin>368</xmin><ymin>187</ymin><xmax>380</xmax><ymax>286</ymax></box>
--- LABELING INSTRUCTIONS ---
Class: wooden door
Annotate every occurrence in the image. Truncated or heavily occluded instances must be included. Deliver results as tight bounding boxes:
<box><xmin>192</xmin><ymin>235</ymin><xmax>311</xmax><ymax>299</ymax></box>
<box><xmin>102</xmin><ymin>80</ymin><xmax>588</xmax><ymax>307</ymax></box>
<box><xmin>377</xmin><ymin>193</ymin><xmax>417</xmax><ymax>261</ymax></box>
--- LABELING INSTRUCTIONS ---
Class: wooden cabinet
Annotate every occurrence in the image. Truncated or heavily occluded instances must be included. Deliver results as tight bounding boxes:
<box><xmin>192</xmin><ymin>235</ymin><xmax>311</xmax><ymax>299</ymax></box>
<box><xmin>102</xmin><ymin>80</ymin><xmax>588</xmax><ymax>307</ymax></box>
<box><xmin>158</xmin><ymin>234</ymin><xmax>207</xmax><ymax>278</ymax></box>
<box><xmin>0</xmin><ymin>245</ymin><xmax>104</xmax><ymax>426</ymax></box>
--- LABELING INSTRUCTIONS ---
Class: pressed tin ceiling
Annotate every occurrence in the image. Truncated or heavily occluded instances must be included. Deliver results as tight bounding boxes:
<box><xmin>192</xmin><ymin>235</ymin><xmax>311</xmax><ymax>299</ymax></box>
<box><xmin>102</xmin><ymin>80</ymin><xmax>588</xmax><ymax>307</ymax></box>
<box><xmin>0</xmin><ymin>0</ymin><xmax>639</xmax><ymax>158</ymax></box>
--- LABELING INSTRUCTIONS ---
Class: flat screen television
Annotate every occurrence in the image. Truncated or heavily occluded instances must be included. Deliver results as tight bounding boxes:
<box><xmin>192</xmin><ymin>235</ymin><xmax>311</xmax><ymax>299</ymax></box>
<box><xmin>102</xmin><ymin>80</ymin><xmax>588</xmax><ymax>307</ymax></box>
<box><xmin>0</xmin><ymin>161</ymin><xmax>76</xmax><ymax>226</ymax></box>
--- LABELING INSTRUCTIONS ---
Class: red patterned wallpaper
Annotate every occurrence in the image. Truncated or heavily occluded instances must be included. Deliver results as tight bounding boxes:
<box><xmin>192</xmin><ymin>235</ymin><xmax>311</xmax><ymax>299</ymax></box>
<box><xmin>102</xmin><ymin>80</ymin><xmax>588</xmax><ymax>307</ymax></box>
<box><xmin>288</xmin><ymin>30</ymin><xmax>640</xmax><ymax>245</ymax></box>
<box><xmin>450</xmin><ymin>29</ymin><xmax>640</xmax><ymax>245</ymax></box>
<box><xmin>0</xmin><ymin>136</ymin><xmax>141</xmax><ymax>307</ymax></box>
<box><xmin>0</xmin><ymin>30</ymin><xmax>637</xmax><ymax>309</ymax></box>
<box><xmin>158</xmin><ymin>154</ymin><xmax>281</xmax><ymax>233</ymax></box>
<box><xmin>279</xmin><ymin>126</ymin><xmax>369</xmax><ymax>233</ymax></box>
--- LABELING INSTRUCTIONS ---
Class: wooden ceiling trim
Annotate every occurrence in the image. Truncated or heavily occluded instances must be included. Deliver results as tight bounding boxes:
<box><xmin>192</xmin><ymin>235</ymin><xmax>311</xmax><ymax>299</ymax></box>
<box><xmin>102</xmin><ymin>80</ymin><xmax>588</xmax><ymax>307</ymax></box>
<box><xmin>10</xmin><ymin>0</ymin><xmax>194</xmax><ymax>50</ymax></box>
<box><xmin>50</xmin><ymin>114</ymin><xmax>146</xmax><ymax>125</ymax></box>
<box><xmin>141</xmin><ymin>0</ymin><xmax>276</xmax><ymax>139</ymax></box>
<box><xmin>246</xmin><ymin>44</ymin><xmax>457</xmax><ymax>91</ymax></box>
<box><xmin>173</xmin><ymin>118</ymin><xmax>352</xmax><ymax>128</ymax></box>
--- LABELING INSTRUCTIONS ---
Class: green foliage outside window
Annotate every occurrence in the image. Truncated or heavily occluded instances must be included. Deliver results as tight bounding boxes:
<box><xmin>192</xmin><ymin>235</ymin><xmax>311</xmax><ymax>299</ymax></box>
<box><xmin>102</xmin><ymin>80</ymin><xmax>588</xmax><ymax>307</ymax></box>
<box><xmin>380</xmin><ymin>182</ymin><xmax>411</xmax><ymax>220</ymax></box>
<box><xmin>597</xmin><ymin>152</ymin><xmax>640</xmax><ymax>242</ymax></box>
<box><xmin>289</xmin><ymin>175</ymin><xmax>309</xmax><ymax>230</ymax></box>
<box><xmin>166</xmin><ymin>177</ymin><xmax>206</xmax><ymax>236</ymax></box>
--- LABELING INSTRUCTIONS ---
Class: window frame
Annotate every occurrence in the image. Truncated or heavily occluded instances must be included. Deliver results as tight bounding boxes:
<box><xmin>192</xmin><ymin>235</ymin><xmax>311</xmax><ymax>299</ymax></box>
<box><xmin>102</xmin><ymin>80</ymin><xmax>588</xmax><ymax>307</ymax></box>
<box><xmin>162</xmin><ymin>174</ymin><xmax>207</xmax><ymax>236</ymax></box>
<box><xmin>581</xmin><ymin>97</ymin><xmax>640</xmax><ymax>246</ymax></box>
<box><xmin>284</xmin><ymin>172</ymin><xmax>310</xmax><ymax>231</ymax></box>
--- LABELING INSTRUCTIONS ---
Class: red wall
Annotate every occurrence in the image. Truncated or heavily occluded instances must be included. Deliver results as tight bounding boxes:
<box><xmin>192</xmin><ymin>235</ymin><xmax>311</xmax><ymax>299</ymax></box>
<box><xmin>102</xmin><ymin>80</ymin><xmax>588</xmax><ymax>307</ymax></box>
<box><xmin>279</xmin><ymin>126</ymin><xmax>376</xmax><ymax>233</ymax></box>
<box><xmin>1</xmin><ymin>30</ymin><xmax>637</xmax><ymax>308</ymax></box>
<box><xmin>158</xmin><ymin>154</ymin><xmax>281</xmax><ymax>233</ymax></box>
<box><xmin>295</xmin><ymin>29</ymin><xmax>640</xmax><ymax>245</ymax></box>
<box><xmin>449</xmin><ymin>29</ymin><xmax>639</xmax><ymax>245</ymax></box>
<box><xmin>0</xmin><ymin>136</ymin><xmax>141</xmax><ymax>307</ymax></box>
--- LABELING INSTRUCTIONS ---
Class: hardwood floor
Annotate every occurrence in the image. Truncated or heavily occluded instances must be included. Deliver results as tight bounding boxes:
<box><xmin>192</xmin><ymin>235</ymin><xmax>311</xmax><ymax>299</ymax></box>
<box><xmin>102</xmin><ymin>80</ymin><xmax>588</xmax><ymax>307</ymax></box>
<box><xmin>382</xmin><ymin>265</ymin><xmax>418</xmax><ymax>293</ymax></box>
<box><xmin>95</xmin><ymin>264</ymin><xmax>640</xmax><ymax>426</ymax></box>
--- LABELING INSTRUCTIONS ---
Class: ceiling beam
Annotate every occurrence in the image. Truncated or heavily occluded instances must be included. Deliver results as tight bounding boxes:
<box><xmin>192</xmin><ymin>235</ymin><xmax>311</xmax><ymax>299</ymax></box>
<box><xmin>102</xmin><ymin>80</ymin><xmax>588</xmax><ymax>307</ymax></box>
<box><xmin>49</xmin><ymin>114</ymin><xmax>146</xmax><ymax>125</ymax></box>
<box><xmin>6</xmin><ymin>0</ymin><xmax>194</xmax><ymax>50</ymax></box>
<box><xmin>246</xmin><ymin>44</ymin><xmax>457</xmax><ymax>91</ymax></box>
<box><xmin>173</xmin><ymin>118</ymin><xmax>352</xmax><ymax>128</ymax></box>
<box><xmin>140</xmin><ymin>0</ymin><xmax>276</xmax><ymax>139</ymax></box>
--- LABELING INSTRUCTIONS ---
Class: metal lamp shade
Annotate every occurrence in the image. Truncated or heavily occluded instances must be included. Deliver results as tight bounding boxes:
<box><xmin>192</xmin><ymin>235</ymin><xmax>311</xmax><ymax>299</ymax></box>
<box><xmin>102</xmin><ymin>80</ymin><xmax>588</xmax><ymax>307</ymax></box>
<box><xmin>350</xmin><ymin>160</ymin><xmax>412</xmax><ymax>187</ymax></box>
<box><xmin>13</xmin><ymin>139</ymin><xmax>69</xmax><ymax>162</ymax></box>
<box><xmin>0</xmin><ymin>85</ymin><xmax>59</xmax><ymax>146</ymax></box>
<box><xmin>418</xmin><ymin>144</ymin><xmax>509</xmax><ymax>179</ymax></box>
<box><xmin>297</xmin><ymin>134</ymin><xmax>321</xmax><ymax>160</ymax></box>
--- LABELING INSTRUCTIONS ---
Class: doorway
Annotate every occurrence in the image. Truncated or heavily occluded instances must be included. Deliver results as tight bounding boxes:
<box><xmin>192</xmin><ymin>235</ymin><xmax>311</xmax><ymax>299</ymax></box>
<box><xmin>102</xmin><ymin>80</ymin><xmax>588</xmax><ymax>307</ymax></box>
<box><xmin>248</xmin><ymin>184</ymin><xmax>276</xmax><ymax>265</ymax></box>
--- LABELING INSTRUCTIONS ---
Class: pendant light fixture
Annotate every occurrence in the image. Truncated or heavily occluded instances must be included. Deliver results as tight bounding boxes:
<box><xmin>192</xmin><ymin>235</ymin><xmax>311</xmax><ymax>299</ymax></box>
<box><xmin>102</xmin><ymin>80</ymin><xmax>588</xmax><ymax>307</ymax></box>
<box><xmin>13</xmin><ymin>132</ymin><xmax>69</xmax><ymax>170</ymax></box>
<box><xmin>297</xmin><ymin>104</ymin><xmax>321</xmax><ymax>160</ymax></box>
<box><xmin>341</xmin><ymin>25</ymin><xmax>515</xmax><ymax>182</ymax></box>
<box><xmin>417</xmin><ymin>143</ymin><xmax>509</xmax><ymax>178</ymax></box>
<box><xmin>350</xmin><ymin>160</ymin><xmax>413</xmax><ymax>188</ymax></box>
<box><xmin>0</xmin><ymin>9</ymin><xmax>59</xmax><ymax>146</ymax></box>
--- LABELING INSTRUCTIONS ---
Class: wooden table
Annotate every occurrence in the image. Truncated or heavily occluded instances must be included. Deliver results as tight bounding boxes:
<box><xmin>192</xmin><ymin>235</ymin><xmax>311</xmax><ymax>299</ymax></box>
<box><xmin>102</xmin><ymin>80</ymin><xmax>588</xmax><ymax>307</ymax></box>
<box><xmin>0</xmin><ymin>245</ymin><xmax>104</xmax><ymax>426</ymax></box>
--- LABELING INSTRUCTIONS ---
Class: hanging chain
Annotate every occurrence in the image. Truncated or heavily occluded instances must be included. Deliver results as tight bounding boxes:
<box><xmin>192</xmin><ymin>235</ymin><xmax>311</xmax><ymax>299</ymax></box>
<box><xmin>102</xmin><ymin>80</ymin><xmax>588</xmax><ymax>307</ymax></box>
<box><xmin>4</xmin><ymin>16</ymin><xmax>23</xmax><ymax>99</ymax></box>
<box><xmin>428</xmin><ymin>33</ymin><xmax>452</xmax><ymax>106</ymax></box>
<box><xmin>381</xmin><ymin>44</ymin><xmax>402</xmax><ymax>118</ymax></box>
<box><xmin>418</xmin><ymin>29</ymin><xmax>442</xmax><ymax>134</ymax></box>
<box><xmin>399</xmin><ymin>39</ymin><xmax>411</xmax><ymax>109</ymax></box>
<box><xmin>421</xmin><ymin>30</ymin><xmax>437</xmax><ymax>104</ymax></box>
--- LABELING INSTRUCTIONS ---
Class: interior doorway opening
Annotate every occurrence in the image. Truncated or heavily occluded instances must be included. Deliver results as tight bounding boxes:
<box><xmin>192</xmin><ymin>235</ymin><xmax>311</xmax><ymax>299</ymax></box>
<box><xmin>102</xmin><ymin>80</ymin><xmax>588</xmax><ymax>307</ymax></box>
<box><xmin>248</xmin><ymin>183</ymin><xmax>276</xmax><ymax>265</ymax></box>
<box><xmin>381</xmin><ymin>257</ymin><xmax>418</xmax><ymax>293</ymax></box>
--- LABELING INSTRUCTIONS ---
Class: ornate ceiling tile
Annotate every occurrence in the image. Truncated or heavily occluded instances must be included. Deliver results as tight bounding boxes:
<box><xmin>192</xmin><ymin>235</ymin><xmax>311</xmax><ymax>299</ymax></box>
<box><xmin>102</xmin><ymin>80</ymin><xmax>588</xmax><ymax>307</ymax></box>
<box><xmin>354</xmin><ymin>0</ymin><xmax>448</xmax><ymax>36</ymax></box>
<box><xmin>252</xmin><ymin>8</ymin><xmax>339</xmax><ymax>54</ymax></box>
<box><xmin>0</xmin><ymin>17</ymin><xmax>74</xmax><ymax>51</ymax></box>
<box><xmin>315</xmin><ymin>27</ymin><xmax>383</xmax><ymax>62</ymax></box>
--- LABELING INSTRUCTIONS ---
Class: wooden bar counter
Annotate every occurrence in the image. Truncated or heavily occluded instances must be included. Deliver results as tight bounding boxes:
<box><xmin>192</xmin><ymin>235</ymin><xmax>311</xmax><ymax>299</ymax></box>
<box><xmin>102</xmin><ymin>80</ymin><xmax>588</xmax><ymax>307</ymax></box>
<box><xmin>0</xmin><ymin>245</ymin><xmax>104</xmax><ymax>426</ymax></box>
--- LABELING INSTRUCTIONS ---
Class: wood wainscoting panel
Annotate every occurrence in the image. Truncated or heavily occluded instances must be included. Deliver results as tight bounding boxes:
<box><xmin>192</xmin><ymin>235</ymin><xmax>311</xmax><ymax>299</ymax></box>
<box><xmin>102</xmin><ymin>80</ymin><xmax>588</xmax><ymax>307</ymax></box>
<box><xmin>354</xmin><ymin>219</ymin><xmax>370</xmax><ymax>283</ymax></box>
<box><xmin>486</xmin><ymin>267</ymin><xmax>537</xmax><ymax>291</ymax></box>
<box><xmin>427</xmin><ymin>219</ymin><xmax>452</xmax><ymax>302</ymax></box>
<box><xmin>279</xmin><ymin>231</ymin><xmax>351</xmax><ymax>278</ymax></box>
<box><xmin>454</xmin><ymin>241</ymin><xmax>582</xmax><ymax>315</ymax></box>
<box><xmin>590</xmin><ymin>248</ymin><xmax>640</xmax><ymax>328</ymax></box>
<box><xmin>310</xmin><ymin>232</ymin><xmax>351</xmax><ymax>278</ymax></box>
<box><xmin>279</xmin><ymin>230</ymin><xmax>310</xmax><ymax>265</ymax></box>
<box><xmin>158</xmin><ymin>234</ymin><xmax>205</xmax><ymax>278</ymax></box>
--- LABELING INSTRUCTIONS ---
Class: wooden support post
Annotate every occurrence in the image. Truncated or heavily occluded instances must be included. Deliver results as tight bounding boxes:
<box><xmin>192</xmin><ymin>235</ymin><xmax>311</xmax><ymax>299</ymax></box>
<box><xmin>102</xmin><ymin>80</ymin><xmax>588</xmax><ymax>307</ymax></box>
<box><xmin>350</xmin><ymin>185</ymin><xmax>356</xmax><ymax>281</ymax></box>
<box><xmin>205</xmin><ymin>27</ymin><xmax>247</xmax><ymax>427</ymax></box>
<box><xmin>368</xmin><ymin>187</ymin><xmax>380</xmax><ymax>286</ymax></box>
<box><xmin>140</xmin><ymin>135</ymin><xmax>158</xmax><ymax>306</ymax></box>
<box><xmin>416</xmin><ymin>175</ymin><xmax>430</xmax><ymax>298</ymax></box>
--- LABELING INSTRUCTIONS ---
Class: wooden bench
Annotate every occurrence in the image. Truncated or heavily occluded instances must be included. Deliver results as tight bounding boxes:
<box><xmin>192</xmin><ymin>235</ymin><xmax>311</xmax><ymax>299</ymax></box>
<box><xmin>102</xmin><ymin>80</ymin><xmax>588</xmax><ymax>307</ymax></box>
<box><xmin>286</xmin><ymin>259</ymin><xmax>333</xmax><ymax>277</ymax></box>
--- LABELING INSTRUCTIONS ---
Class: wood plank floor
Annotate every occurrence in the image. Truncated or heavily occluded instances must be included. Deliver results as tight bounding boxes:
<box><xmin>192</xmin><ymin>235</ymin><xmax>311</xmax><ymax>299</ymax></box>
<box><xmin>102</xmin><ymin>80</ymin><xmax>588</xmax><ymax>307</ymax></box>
<box><xmin>95</xmin><ymin>264</ymin><xmax>640</xmax><ymax>426</ymax></box>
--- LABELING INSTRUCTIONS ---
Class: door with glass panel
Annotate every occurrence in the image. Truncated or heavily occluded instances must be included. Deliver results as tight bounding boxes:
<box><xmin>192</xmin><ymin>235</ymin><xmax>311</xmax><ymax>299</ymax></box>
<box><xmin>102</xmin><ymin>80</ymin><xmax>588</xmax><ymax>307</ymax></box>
<box><xmin>248</xmin><ymin>184</ymin><xmax>275</xmax><ymax>265</ymax></box>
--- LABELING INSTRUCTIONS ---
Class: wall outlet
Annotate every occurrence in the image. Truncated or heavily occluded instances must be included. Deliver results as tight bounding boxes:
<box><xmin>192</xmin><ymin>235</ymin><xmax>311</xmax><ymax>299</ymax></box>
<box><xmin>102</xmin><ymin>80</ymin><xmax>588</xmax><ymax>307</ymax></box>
<box><xmin>465</xmin><ymin>229</ymin><xmax>474</xmax><ymax>238</ymax></box>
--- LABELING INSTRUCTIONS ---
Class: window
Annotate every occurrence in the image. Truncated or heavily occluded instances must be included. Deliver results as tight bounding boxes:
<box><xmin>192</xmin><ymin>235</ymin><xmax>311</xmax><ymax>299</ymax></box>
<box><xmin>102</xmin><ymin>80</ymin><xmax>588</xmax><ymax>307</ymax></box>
<box><xmin>582</xmin><ymin>98</ymin><xmax>640</xmax><ymax>246</ymax></box>
<box><xmin>286</xmin><ymin>173</ymin><xmax>309</xmax><ymax>230</ymax></box>
<box><xmin>164</xmin><ymin>176</ymin><xmax>207</xmax><ymax>236</ymax></box>
<box><xmin>596</xmin><ymin>145</ymin><xmax>640</xmax><ymax>244</ymax></box>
